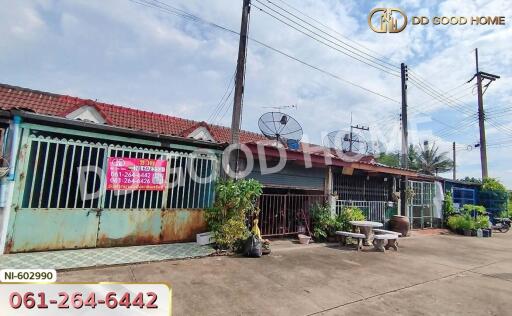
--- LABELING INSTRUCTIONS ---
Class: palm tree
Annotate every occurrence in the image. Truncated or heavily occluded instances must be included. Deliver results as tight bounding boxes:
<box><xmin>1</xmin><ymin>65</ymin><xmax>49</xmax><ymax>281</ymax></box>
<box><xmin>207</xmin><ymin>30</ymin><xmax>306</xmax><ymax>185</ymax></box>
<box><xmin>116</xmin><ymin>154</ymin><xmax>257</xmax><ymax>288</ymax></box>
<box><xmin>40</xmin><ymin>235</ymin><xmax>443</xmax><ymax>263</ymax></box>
<box><xmin>416</xmin><ymin>141</ymin><xmax>453</xmax><ymax>175</ymax></box>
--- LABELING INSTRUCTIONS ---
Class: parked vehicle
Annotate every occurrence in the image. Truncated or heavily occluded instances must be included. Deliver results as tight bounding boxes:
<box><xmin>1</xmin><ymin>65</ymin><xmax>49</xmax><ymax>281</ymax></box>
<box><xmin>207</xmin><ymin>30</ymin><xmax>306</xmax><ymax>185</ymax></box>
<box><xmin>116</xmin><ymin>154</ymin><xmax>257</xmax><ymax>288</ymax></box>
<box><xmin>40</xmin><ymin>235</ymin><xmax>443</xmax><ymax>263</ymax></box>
<box><xmin>493</xmin><ymin>218</ymin><xmax>511</xmax><ymax>233</ymax></box>
<box><xmin>486</xmin><ymin>212</ymin><xmax>511</xmax><ymax>233</ymax></box>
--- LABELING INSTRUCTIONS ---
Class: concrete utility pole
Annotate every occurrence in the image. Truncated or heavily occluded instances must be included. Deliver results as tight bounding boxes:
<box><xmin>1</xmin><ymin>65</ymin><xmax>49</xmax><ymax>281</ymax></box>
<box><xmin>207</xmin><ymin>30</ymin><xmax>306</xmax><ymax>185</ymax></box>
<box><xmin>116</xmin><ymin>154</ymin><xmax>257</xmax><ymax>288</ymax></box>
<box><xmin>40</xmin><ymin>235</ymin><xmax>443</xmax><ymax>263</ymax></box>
<box><xmin>470</xmin><ymin>48</ymin><xmax>500</xmax><ymax>179</ymax></box>
<box><xmin>229</xmin><ymin>0</ymin><xmax>251</xmax><ymax>176</ymax></box>
<box><xmin>400</xmin><ymin>63</ymin><xmax>409</xmax><ymax>168</ymax></box>
<box><xmin>452</xmin><ymin>142</ymin><xmax>456</xmax><ymax>180</ymax></box>
<box><xmin>400</xmin><ymin>63</ymin><xmax>409</xmax><ymax>216</ymax></box>
<box><xmin>348</xmin><ymin>113</ymin><xmax>369</xmax><ymax>153</ymax></box>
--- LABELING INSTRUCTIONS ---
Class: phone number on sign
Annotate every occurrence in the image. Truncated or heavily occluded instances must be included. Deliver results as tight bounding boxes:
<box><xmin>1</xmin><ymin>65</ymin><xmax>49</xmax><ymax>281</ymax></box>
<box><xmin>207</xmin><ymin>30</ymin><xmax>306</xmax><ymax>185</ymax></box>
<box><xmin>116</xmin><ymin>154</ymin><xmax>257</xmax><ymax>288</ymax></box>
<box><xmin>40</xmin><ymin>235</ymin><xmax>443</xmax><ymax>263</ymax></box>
<box><xmin>9</xmin><ymin>291</ymin><xmax>158</xmax><ymax>310</ymax></box>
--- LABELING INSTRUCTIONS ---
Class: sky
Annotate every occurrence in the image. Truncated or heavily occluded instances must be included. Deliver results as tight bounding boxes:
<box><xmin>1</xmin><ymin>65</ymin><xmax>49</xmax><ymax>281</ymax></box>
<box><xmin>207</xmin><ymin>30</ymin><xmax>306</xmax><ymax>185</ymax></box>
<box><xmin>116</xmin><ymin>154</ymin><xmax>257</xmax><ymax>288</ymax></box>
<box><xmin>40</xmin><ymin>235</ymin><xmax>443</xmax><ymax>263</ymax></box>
<box><xmin>1</xmin><ymin>0</ymin><xmax>511</xmax><ymax>186</ymax></box>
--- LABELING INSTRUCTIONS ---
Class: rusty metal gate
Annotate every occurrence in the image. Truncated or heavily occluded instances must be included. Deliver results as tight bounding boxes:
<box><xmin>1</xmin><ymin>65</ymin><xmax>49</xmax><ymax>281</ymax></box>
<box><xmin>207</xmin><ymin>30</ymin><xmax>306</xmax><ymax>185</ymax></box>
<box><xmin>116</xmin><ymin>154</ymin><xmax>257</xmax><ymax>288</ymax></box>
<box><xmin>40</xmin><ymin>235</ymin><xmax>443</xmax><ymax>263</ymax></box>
<box><xmin>6</xmin><ymin>130</ymin><xmax>219</xmax><ymax>253</ymax></box>
<box><xmin>254</xmin><ymin>194</ymin><xmax>326</xmax><ymax>237</ymax></box>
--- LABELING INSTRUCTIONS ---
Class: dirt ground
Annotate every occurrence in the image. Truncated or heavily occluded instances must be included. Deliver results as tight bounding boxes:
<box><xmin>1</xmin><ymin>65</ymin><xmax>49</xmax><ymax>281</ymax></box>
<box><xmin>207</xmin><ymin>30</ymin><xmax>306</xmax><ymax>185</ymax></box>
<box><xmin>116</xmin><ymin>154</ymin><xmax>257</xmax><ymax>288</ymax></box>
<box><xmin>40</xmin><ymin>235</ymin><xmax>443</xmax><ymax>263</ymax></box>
<box><xmin>59</xmin><ymin>231</ymin><xmax>512</xmax><ymax>316</ymax></box>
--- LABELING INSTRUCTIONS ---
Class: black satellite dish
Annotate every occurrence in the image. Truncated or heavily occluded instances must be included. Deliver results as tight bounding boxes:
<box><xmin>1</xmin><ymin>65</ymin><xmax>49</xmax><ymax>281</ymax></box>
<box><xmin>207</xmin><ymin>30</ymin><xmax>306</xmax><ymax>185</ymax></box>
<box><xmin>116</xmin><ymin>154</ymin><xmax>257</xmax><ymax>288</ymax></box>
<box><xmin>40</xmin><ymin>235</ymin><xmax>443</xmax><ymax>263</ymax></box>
<box><xmin>324</xmin><ymin>130</ymin><xmax>368</xmax><ymax>154</ymax></box>
<box><xmin>258</xmin><ymin>112</ymin><xmax>303</xmax><ymax>146</ymax></box>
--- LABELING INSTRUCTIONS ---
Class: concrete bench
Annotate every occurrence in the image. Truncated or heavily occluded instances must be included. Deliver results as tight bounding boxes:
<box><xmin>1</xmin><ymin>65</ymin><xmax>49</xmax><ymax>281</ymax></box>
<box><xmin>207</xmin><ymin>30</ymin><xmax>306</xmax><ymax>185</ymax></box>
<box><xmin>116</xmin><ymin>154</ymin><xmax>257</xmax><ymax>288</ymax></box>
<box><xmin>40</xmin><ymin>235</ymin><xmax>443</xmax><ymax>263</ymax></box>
<box><xmin>336</xmin><ymin>231</ymin><xmax>366</xmax><ymax>251</ymax></box>
<box><xmin>373</xmin><ymin>229</ymin><xmax>403</xmax><ymax>237</ymax></box>
<box><xmin>373</xmin><ymin>234</ymin><xmax>399</xmax><ymax>252</ymax></box>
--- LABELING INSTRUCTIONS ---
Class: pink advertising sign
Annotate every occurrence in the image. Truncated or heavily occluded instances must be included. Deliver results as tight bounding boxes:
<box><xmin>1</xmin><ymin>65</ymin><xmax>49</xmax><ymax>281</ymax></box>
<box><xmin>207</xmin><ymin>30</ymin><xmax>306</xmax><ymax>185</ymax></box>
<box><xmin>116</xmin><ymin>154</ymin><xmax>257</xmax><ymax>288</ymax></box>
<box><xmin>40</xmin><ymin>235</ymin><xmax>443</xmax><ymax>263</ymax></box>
<box><xmin>106</xmin><ymin>157</ymin><xmax>167</xmax><ymax>191</ymax></box>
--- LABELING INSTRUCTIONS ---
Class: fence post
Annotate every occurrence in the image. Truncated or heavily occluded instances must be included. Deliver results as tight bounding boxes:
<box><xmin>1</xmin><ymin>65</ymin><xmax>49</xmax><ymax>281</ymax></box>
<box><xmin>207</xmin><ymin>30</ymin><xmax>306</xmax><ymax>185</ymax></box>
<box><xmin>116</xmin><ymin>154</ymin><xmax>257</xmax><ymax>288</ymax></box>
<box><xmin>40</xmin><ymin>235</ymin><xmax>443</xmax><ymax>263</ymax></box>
<box><xmin>329</xmin><ymin>194</ymin><xmax>337</xmax><ymax>217</ymax></box>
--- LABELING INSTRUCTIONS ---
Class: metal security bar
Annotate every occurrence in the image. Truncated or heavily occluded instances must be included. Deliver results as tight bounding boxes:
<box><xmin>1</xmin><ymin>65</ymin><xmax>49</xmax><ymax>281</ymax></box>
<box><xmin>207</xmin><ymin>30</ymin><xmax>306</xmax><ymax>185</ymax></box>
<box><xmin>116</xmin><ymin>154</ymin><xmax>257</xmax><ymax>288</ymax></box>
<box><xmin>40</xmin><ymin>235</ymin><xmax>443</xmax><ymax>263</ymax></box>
<box><xmin>335</xmin><ymin>200</ymin><xmax>393</xmax><ymax>222</ymax></box>
<box><xmin>408</xmin><ymin>181</ymin><xmax>435</xmax><ymax>229</ymax></box>
<box><xmin>22</xmin><ymin>136</ymin><xmax>107</xmax><ymax>209</ymax></box>
<box><xmin>254</xmin><ymin>194</ymin><xmax>327</xmax><ymax>237</ymax></box>
<box><xmin>166</xmin><ymin>154</ymin><xmax>218</xmax><ymax>209</ymax></box>
<box><xmin>20</xmin><ymin>135</ymin><xmax>218</xmax><ymax>210</ymax></box>
<box><xmin>333</xmin><ymin>173</ymin><xmax>391</xmax><ymax>201</ymax></box>
<box><xmin>103</xmin><ymin>145</ymin><xmax>168</xmax><ymax>210</ymax></box>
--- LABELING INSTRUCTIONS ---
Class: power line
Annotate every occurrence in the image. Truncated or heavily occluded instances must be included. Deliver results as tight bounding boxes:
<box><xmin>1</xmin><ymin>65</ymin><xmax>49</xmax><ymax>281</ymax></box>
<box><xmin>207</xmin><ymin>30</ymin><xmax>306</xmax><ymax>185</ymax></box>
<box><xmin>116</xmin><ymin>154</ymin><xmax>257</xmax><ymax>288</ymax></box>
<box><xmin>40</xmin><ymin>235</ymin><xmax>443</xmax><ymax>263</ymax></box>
<box><xmin>251</xmin><ymin>1</ymin><xmax>400</xmax><ymax>78</ymax></box>
<box><xmin>128</xmin><ymin>0</ymin><xmax>401</xmax><ymax>105</ymax></box>
<box><xmin>213</xmin><ymin>81</ymin><xmax>236</xmax><ymax>125</ymax></box>
<box><xmin>408</xmin><ymin>77</ymin><xmax>475</xmax><ymax>116</ymax></box>
<box><xmin>408</xmin><ymin>69</ymin><xmax>477</xmax><ymax>114</ymax></box>
<box><xmin>208</xmin><ymin>71</ymin><xmax>236</xmax><ymax>123</ymax></box>
<box><xmin>256</xmin><ymin>0</ymin><xmax>400</xmax><ymax>70</ymax></box>
<box><xmin>272</xmin><ymin>0</ymin><xmax>401</xmax><ymax>66</ymax></box>
<box><xmin>408</xmin><ymin>83</ymin><xmax>475</xmax><ymax>113</ymax></box>
<box><xmin>249</xmin><ymin>36</ymin><xmax>401</xmax><ymax>103</ymax></box>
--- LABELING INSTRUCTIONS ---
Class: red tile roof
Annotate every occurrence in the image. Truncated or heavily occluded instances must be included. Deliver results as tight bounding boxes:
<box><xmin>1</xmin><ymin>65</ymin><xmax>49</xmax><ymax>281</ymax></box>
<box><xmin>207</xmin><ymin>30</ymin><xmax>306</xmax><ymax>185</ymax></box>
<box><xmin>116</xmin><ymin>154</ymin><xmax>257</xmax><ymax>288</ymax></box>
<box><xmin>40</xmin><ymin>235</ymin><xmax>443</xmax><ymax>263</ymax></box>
<box><xmin>0</xmin><ymin>83</ymin><xmax>266</xmax><ymax>144</ymax></box>
<box><xmin>0</xmin><ymin>83</ymin><xmax>421</xmax><ymax>175</ymax></box>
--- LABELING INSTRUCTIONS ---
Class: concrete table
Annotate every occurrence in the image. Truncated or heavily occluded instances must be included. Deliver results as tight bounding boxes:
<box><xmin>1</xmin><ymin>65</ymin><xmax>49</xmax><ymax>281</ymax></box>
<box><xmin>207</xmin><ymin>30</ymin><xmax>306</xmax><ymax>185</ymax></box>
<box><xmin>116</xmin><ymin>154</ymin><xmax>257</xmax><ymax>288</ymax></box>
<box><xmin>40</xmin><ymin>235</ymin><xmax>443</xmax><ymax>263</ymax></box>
<box><xmin>349</xmin><ymin>221</ymin><xmax>383</xmax><ymax>246</ymax></box>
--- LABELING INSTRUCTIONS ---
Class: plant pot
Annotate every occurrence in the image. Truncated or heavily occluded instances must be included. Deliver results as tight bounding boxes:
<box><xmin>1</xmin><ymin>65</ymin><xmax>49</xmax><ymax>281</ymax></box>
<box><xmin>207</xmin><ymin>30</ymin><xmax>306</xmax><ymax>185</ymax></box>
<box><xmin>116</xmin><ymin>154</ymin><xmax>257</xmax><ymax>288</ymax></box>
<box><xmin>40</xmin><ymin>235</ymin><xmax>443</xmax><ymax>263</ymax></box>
<box><xmin>298</xmin><ymin>234</ymin><xmax>311</xmax><ymax>245</ymax></box>
<box><xmin>463</xmin><ymin>229</ymin><xmax>472</xmax><ymax>236</ymax></box>
<box><xmin>483</xmin><ymin>229</ymin><xmax>492</xmax><ymax>237</ymax></box>
<box><xmin>389</xmin><ymin>215</ymin><xmax>410</xmax><ymax>237</ymax></box>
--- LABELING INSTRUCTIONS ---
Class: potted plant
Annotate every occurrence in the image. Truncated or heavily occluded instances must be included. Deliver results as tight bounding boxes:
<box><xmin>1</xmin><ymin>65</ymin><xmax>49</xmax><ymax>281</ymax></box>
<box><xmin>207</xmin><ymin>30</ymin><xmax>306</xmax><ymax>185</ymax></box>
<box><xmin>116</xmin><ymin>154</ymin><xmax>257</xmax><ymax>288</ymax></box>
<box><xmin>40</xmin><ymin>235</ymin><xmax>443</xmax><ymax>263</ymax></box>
<box><xmin>311</xmin><ymin>203</ymin><xmax>339</xmax><ymax>242</ymax></box>
<box><xmin>204</xmin><ymin>179</ymin><xmax>262</xmax><ymax>252</ymax></box>
<box><xmin>461</xmin><ymin>215</ymin><xmax>476</xmax><ymax>236</ymax></box>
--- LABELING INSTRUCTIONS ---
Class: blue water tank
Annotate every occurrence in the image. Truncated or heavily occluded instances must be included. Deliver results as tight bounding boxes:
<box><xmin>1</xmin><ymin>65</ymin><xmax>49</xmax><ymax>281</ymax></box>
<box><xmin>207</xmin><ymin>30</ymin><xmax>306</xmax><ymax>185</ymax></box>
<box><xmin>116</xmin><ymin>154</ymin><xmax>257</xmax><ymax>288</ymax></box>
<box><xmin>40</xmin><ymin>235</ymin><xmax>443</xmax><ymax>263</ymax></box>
<box><xmin>287</xmin><ymin>139</ymin><xmax>300</xmax><ymax>150</ymax></box>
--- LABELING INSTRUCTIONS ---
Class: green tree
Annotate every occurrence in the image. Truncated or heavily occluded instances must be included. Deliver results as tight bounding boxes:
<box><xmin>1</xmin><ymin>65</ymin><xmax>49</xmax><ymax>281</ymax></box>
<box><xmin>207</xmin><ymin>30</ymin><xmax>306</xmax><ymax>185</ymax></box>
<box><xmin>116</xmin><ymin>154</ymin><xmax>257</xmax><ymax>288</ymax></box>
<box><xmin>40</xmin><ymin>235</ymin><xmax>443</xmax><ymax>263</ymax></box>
<box><xmin>376</xmin><ymin>145</ymin><xmax>418</xmax><ymax>169</ymax></box>
<box><xmin>415</xmin><ymin>141</ymin><xmax>453</xmax><ymax>175</ymax></box>
<box><xmin>458</xmin><ymin>177</ymin><xmax>482</xmax><ymax>184</ymax></box>
<box><xmin>481</xmin><ymin>178</ymin><xmax>507</xmax><ymax>192</ymax></box>
<box><xmin>376</xmin><ymin>151</ymin><xmax>400</xmax><ymax>167</ymax></box>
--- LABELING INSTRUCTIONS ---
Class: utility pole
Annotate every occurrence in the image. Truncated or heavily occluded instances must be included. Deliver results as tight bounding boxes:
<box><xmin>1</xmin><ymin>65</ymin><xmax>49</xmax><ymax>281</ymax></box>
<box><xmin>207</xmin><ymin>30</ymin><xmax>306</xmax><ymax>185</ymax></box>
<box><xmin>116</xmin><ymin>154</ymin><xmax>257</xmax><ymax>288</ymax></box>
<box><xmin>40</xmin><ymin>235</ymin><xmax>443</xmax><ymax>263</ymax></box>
<box><xmin>400</xmin><ymin>63</ymin><xmax>409</xmax><ymax>168</ymax></box>
<box><xmin>400</xmin><ymin>63</ymin><xmax>408</xmax><ymax>217</ymax></box>
<box><xmin>452</xmin><ymin>142</ymin><xmax>456</xmax><ymax>180</ymax></box>
<box><xmin>470</xmin><ymin>48</ymin><xmax>500</xmax><ymax>179</ymax></box>
<box><xmin>229</xmin><ymin>0</ymin><xmax>251</xmax><ymax>176</ymax></box>
<box><xmin>347</xmin><ymin>113</ymin><xmax>370</xmax><ymax>153</ymax></box>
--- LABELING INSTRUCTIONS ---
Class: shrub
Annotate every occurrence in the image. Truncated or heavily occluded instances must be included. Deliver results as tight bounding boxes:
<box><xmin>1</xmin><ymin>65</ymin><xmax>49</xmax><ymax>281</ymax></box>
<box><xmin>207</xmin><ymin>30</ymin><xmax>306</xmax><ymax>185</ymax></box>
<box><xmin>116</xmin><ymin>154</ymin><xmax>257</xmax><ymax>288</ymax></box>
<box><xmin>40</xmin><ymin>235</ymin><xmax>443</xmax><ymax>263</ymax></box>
<box><xmin>447</xmin><ymin>214</ymin><xmax>476</xmax><ymax>231</ymax></box>
<box><xmin>336</xmin><ymin>207</ymin><xmax>366</xmax><ymax>232</ymax></box>
<box><xmin>474</xmin><ymin>215</ymin><xmax>490</xmax><ymax>229</ymax></box>
<box><xmin>447</xmin><ymin>216</ymin><xmax>460</xmax><ymax>231</ymax></box>
<box><xmin>311</xmin><ymin>203</ymin><xmax>339</xmax><ymax>240</ymax></box>
<box><xmin>443</xmin><ymin>192</ymin><xmax>456</xmax><ymax>218</ymax></box>
<box><xmin>461</xmin><ymin>204</ymin><xmax>486</xmax><ymax>216</ymax></box>
<box><xmin>205</xmin><ymin>179</ymin><xmax>262</xmax><ymax>250</ymax></box>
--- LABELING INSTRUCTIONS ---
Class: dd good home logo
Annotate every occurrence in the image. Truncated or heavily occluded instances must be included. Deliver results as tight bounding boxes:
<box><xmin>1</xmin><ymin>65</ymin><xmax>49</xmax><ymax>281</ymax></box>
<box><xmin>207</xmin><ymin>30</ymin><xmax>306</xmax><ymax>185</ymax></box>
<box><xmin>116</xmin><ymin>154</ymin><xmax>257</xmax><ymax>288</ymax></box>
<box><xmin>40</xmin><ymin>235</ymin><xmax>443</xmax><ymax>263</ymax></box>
<box><xmin>368</xmin><ymin>7</ymin><xmax>505</xmax><ymax>33</ymax></box>
<box><xmin>368</xmin><ymin>8</ymin><xmax>407</xmax><ymax>33</ymax></box>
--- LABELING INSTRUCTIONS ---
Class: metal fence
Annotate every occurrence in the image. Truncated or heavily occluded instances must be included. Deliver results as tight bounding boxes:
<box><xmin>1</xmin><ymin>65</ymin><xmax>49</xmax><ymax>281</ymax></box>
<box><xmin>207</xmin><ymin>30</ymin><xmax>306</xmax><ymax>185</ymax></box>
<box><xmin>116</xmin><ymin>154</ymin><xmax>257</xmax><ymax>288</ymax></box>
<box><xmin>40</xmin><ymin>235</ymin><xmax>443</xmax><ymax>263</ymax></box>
<box><xmin>333</xmin><ymin>173</ymin><xmax>391</xmax><ymax>201</ymax></box>
<box><xmin>20</xmin><ymin>135</ymin><xmax>218</xmax><ymax>210</ymax></box>
<box><xmin>254</xmin><ymin>194</ymin><xmax>327</xmax><ymax>237</ymax></box>
<box><xmin>335</xmin><ymin>200</ymin><xmax>395</xmax><ymax>222</ymax></box>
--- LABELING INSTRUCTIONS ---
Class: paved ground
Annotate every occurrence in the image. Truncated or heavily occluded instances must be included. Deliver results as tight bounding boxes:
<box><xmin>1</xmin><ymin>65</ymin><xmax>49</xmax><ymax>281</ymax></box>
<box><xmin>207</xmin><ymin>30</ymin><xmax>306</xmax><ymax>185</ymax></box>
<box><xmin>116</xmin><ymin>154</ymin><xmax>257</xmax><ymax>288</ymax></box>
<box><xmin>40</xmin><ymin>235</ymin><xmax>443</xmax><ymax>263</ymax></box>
<box><xmin>59</xmin><ymin>232</ymin><xmax>512</xmax><ymax>315</ymax></box>
<box><xmin>0</xmin><ymin>242</ymin><xmax>214</xmax><ymax>269</ymax></box>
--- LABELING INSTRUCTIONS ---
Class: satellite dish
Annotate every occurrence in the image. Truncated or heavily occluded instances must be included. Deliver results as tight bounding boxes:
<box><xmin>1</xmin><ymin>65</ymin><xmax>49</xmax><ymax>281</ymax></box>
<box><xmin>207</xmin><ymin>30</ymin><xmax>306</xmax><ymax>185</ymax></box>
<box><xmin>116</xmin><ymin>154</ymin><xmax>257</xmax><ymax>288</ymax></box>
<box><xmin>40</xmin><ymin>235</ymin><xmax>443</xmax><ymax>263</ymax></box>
<box><xmin>258</xmin><ymin>112</ymin><xmax>303</xmax><ymax>143</ymax></box>
<box><xmin>324</xmin><ymin>130</ymin><xmax>368</xmax><ymax>154</ymax></box>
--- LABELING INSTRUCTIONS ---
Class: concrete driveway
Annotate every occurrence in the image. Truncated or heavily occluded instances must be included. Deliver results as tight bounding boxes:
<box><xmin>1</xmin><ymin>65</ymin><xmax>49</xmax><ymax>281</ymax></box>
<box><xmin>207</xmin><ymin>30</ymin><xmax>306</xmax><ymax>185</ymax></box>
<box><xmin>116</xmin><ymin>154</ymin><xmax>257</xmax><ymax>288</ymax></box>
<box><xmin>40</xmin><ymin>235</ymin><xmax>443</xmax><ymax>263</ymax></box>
<box><xmin>59</xmin><ymin>232</ymin><xmax>512</xmax><ymax>315</ymax></box>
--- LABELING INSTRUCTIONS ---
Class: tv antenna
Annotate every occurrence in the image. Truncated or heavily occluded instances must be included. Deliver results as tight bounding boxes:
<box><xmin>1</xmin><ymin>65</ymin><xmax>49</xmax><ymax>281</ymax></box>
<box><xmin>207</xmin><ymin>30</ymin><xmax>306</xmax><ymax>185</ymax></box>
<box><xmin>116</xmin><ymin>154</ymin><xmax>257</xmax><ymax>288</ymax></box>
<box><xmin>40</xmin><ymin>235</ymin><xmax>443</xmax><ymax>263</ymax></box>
<box><xmin>261</xmin><ymin>104</ymin><xmax>298</xmax><ymax>111</ymax></box>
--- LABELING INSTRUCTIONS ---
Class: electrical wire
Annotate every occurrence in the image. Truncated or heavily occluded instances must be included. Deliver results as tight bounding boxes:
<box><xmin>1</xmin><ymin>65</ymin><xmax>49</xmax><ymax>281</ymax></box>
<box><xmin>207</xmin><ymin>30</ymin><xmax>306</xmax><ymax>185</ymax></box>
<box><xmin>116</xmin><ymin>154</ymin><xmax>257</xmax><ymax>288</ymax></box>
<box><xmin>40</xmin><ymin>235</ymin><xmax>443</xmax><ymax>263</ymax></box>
<box><xmin>251</xmin><ymin>1</ymin><xmax>401</xmax><ymax>78</ymax></box>
<box><xmin>272</xmin><ymin>0</ymin><xmax>401</xmax><ymax>66</ymax></box>
<box><xmin>408</xmin><ymin>77</ymin><xmax>475</xmax><ymax>116</ymax></box>
<box><xmin>128</xmin><ymin>0</ymin><xmax>401</xmax><ymax>105</ymax></box>
<box><xmin>208</xmin><ymin>71</ymin><xmax>236</xmax><ymax>123</ymax></box>
<box><xmin>254</xmin><ymin>0</ymin><xmax>400</xmax><ymax>72</ymax></box>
